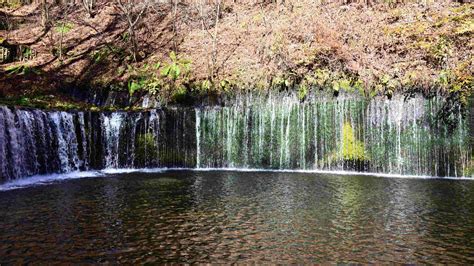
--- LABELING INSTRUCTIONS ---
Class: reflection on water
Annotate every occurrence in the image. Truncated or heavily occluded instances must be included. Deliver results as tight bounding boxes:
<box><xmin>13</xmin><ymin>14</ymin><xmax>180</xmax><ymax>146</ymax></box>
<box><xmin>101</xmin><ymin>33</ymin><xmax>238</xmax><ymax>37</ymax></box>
<box><xmin>1</xmin><ymin>171</ymin><xmax>473</xmax><ymax>263</ymax></box>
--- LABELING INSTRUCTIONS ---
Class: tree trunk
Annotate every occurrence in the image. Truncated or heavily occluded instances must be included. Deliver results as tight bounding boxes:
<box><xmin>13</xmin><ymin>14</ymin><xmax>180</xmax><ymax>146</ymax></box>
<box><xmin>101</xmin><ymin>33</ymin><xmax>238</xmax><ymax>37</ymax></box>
<box><xmin>210</xmin><ymin>0</ymin><xmax>220</xmax><ymax>79</ymax></box>
<box><xmin>41</xmin><ymin>0</ymin><xmax>49</xmax><ymax>28</ymax></box>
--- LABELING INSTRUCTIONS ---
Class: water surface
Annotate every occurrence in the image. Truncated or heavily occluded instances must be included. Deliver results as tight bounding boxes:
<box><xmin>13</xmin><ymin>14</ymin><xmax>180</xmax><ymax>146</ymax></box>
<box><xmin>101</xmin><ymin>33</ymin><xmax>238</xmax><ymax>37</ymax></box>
<box><xmin>1</xmin><ymin>170</ymin><xmax>474</xmax><ymax>263</ymax></box>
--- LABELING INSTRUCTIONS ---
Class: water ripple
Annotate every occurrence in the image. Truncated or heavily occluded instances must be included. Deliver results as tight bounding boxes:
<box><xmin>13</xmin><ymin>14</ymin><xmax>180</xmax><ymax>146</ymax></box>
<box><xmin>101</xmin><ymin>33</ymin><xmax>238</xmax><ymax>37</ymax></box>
<box><xmin>0</xmin><ymin>170</ymin><xmax>473</xmax><ymax>263</ymax></box>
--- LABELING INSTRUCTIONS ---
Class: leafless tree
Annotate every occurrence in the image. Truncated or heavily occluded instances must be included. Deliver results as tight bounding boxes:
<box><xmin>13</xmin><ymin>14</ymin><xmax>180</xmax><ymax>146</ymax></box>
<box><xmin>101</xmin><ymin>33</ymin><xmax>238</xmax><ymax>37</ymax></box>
<box><xmin>210</xmin><ymin>0</ymin><xmax>220</xmax><ymax>79</ymax></box>
<box><xmin>41</xmin><ymin>0</ymin><xmax>50</xmax><ymax>28</ymax></box>
<box><xmin>172</xmin><ymin>0</ymin><xmax>179</xmax><ymax>52</ymax></box>
<box><xmin>82</xmin><ymin>0</ymin><xmax>96</xmax><ymax>18</ymax></box>
<box><xmin>194</xmin><ymin>0</ymin><xmax>221</xmax><ymax>80</ymax></box>
<box><xmin>115</xmin><ymin>0</ymin><xmax>150</xmax><ymax>62</ymax></box>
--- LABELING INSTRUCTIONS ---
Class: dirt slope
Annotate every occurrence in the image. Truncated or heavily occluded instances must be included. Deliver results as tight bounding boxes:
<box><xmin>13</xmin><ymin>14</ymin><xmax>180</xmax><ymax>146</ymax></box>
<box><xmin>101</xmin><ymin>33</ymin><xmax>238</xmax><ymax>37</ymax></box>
<box><xmin>0</xmin><ymin>0</ymin><xmax>472</xmax><ymax>108</ymax></box>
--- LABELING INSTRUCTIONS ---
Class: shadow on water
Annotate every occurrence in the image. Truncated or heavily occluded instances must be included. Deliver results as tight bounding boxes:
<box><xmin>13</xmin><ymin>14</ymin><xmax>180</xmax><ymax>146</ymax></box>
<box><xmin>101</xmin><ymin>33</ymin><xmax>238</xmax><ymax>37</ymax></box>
<box><xmin>0</xmin><ymin>170</ymin><xmax>473</xmax><ymax>263</ymax></box>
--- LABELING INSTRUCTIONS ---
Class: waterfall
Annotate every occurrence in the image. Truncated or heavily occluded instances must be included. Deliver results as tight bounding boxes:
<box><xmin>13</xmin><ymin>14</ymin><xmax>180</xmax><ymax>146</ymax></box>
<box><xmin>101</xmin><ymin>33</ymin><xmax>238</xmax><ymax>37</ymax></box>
<box><xmin>0</xmin><ymin>92</ymin><xmax>472</xmax><ymax>182</ymax></box>
<box><xmin>0</xmin><ymin>107</ymin><xmax>196</xmax><ymax>182</ymax></box>
<box><xmin>102</xmin><ymin>112</ymin><xmax>124</xmax><ymax>168</ymax></box>
<box><xmin>50</xmin><ymin>112</ymin><xmax>81</xmax><ymax>173</ymax></box>
<box><xmin>196</xmin><ymin>93</ymin><xmax>472</xmax><ymax>177</ymax></box>
<box><xmin>196</xmin><ymin>109</ymin><xmax>201</xmax><ymax>168</ymax></box>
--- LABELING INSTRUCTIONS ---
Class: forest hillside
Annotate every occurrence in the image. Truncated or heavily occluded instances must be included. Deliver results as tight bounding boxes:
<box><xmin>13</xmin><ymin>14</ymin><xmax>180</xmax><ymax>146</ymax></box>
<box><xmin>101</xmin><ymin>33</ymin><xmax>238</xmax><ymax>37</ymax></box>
<box><xmin>0</xmin><ymin>0</ymin><xmax>472</xmax><ymax>109</ymax></box>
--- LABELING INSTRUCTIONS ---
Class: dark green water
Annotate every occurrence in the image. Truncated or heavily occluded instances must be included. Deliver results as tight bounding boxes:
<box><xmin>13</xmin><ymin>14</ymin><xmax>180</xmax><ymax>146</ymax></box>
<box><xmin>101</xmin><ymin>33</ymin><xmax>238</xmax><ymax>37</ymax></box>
<box><xmin>1</xmin><ymin>170</ymin><xmax>474</xmax><ymax>263</ymax></box>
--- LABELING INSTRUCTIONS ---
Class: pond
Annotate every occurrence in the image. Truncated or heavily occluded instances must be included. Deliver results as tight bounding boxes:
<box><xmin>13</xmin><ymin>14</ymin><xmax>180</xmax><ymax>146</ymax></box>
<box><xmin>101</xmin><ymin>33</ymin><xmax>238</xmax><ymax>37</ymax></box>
<box><xmin>1</xmin><ymin>170</ymin><xmax>473</xmax><ymax>263</ymax></box>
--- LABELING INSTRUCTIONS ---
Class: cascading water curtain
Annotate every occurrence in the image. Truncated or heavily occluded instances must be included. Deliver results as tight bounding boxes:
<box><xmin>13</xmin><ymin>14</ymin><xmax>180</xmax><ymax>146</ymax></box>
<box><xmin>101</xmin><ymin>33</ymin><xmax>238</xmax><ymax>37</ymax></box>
<box><xmin>0</xmin><ymin>93</ymin><xmax>472</xmax><ymax>182</ymax></box>
<box><xmin>0</xmin><ymin>107</ymin><xmax>196</xmax><ymax>181</ymax></box>
<box><xmin>0</xmin><ymin>107</ymin><xmax>85</xmax><ymax>180</ymax></box>
<box><xmin>91</xmin><ymin>109</ymin><xmax>197</xmax><ymax>170</ymax></box>
<box><xmin>196</xmin><ymin>93</ymin><xmax>472</xmax><ymax>177</ymax></box>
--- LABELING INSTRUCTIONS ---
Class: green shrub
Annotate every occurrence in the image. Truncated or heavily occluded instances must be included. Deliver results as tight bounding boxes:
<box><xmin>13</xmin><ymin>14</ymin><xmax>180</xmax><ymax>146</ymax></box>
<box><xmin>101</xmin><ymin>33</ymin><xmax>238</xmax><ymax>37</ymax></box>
<box><xmin>5</xmin><ymin>64</ymin><xmax>40</xmax><ymax>76</ymax></box>
<box><xmin>160</xmin><ymin>51</ymin><xmax>191</xmax><ymax>81</ymax></box>
<box><xmin>0</xmin><ymin>0</ymin><xmax>24</xmax><ymax>8</ymax></box>
<box><xmin>341</xmin><ymin>122</ymin><xmax>367</xmax><ymax>161</ymax></box>
<box><xmin>297</xmin><ymin>82</ymin><xmax>308</xmax><ymax>100</ymax></box>
<box><xmin>125</xmin><ymin>52</ymin><xmax>193</xmax><ymax>103</ymax></box>
<box><xmin>55</xmin><ymin>22</ymin><xmax>74</xmax><ymax>34</ymax></box>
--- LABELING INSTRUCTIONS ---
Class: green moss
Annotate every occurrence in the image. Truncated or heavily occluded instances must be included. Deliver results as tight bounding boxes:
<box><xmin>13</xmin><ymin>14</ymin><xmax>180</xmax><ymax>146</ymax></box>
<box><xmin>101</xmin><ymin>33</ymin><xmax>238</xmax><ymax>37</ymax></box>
<box><xmin>313</xmin><ymin>68</ymin><xmax>330</xmax><ymax>88</ymax></box>
<box><xmin>455</xmin><ymin>19</ymin><xmax>474</xmax><ymax>36</ymax></box>
<box><xmin>332</xmin><ymin>77</ymin><xmax>353</xmax><ymax>93</ymax></box>
<box><xmin>270</xmin><ymin>75</ymin><xmax>297</xmax><ymax>91</ymax></box>
<box><xmin>50</xmin><ymin>101</ymin><xmax>82</xmax><ymax>110</ymax></box>
<box><xmin>297</xmin><ymin>82</ymin><xmax>308</xmax><ymax>100</ymax></box>
<box><xmin>341</xmin><ymin>122</ymin><xmax>367</xmax><ymax>161</ymax></box>
<box><xmin>0</xmin><ymin>0</ymin><xmax>23</xmax><ymax>8</ymax></box>
<box><xmin>352</xmin><ymin>78</ymin><xmax>365</xmax><ymax>95</ymax></box>
<box><xmin>219</xmin><ymin>79</ymin><xmax>232</xmax><ymax>92</ymax></box>
<box><xmin>171</xmin><ymin>85</ymin><xmax>188</xmax><ymax>102</ymax></box>
<box><xmin>464</xmin><ymin>160</ymin><xmax>474</xmax><ymax>178</ymax></box>
<box><xmin>0</xmin><ymin>91</ymin><xmax>103</xmax><ymax>111</ymax></box>
<box><xmin>158</xmin><ymin>149</ymin><xmax>187</xmax><ymax>165</ymax></box>
<box><xmin>435</xmin><ymin>66</ymin><xmax>473</xmax><ymax>106</ymax></box>
<box><xmin>199</xmin><ymin>79</ymin><xmax>212</xmax><ymax>92</ymax></box>
<box><xmin>321</xmin><ymin>122</ymin><xmax>369</xmax><ymax>166</ymax></box>
<box><xmin>135</xmin><ymin>133</ymin><xmax>157</xmax><ymax>165</ymax></box>
<box><xmin>255</xmin><ymin>79</ymin><xmax>270</xmax><ymax>90</ymax></box>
